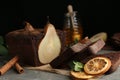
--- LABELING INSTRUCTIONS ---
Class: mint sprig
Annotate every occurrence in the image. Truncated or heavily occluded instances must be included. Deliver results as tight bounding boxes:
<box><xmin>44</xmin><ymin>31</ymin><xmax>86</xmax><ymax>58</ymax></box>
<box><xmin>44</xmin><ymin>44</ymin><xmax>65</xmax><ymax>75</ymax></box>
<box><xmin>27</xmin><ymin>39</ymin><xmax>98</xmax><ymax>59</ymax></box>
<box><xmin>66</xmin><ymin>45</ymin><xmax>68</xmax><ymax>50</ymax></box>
<box><xmin>0</xmin><ymin>36</ymin><xmax>4</xmax><ymax>45</ymax></box>
<box><xmin>0</xmin><ymin>36</ymin><xmax>8</xmax><ymax>56</ymax></box>
<box><xmin>69</xmin><ymin>60</ymin><xmax>84</xmax><ymax>71</ymax></box>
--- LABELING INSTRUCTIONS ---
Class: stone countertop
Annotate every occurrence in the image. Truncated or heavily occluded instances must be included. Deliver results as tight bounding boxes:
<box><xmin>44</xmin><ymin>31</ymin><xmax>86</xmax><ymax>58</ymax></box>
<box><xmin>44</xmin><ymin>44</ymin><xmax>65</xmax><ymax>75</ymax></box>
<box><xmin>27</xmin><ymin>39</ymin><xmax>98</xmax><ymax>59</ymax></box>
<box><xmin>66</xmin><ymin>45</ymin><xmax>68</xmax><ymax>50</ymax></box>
<box><xmin>0</xmin><ymin>50</ymin><xmax>120</xmax><ymax>80</ymax></box>
<box><xmin>0</xmin><ymin>68</ymin><xmax>71</xmax><ymax>80</ymax></box>
<box><xmin>0</xmin><ymin>67</ymin><xmax>120</xmax><ymax>80</ymax></box>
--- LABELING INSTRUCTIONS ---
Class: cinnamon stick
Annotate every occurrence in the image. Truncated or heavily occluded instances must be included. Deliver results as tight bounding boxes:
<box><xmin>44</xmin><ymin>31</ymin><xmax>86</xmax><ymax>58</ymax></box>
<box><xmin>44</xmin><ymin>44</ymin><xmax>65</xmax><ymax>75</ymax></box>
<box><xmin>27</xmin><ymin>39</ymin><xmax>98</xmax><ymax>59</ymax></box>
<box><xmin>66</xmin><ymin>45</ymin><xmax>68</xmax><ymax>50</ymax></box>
<box><xmin>0</xmin><ymin>56</ymin><xmax>19</xmax><ymax>75</ymax></box>
<box><xmin>14</xmin><ymin>62</ymin><xmax>24</xmax><ymax>74</ymax></box>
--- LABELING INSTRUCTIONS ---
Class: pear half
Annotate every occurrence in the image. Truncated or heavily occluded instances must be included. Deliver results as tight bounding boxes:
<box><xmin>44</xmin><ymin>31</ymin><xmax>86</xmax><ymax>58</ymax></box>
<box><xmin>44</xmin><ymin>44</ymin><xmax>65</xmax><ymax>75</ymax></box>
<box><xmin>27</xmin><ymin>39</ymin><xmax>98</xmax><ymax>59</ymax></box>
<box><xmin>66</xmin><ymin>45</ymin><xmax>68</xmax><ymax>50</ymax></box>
<box><xmin>90</xmin><ymin>32</ymin><xmax>107</xmax><ymax>43</ymax></box>
<box><xmin>38</xmin><ymin>23</ymin><xmax>61</xmax><ymax>64</ymax></box>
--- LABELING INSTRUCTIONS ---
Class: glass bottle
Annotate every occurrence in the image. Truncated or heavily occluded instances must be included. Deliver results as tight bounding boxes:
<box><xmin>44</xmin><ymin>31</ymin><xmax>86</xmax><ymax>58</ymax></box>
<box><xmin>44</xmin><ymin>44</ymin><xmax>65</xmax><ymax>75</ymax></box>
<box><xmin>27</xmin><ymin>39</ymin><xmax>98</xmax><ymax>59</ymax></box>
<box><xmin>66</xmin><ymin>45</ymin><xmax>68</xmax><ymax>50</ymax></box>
<box><xmin>63</xmin><ymin>11</ymin><xmax>83</xmax><ymax>46</ymax></box>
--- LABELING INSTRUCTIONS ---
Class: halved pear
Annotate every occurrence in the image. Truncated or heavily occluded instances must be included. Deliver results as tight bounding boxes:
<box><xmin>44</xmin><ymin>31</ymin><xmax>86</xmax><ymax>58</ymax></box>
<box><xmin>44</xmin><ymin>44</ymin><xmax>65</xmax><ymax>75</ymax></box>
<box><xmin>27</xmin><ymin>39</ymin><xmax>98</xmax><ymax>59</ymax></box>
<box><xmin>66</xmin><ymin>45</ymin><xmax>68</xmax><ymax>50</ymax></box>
<box><xmin>38</xmin><ymin>23</ymin><xmax>61</xmax><ymax>64</ymax></box>
<box><xmin>90</xmin><ymin>32</ymin><xmax>107</xmax><ymax>43</ymax></box>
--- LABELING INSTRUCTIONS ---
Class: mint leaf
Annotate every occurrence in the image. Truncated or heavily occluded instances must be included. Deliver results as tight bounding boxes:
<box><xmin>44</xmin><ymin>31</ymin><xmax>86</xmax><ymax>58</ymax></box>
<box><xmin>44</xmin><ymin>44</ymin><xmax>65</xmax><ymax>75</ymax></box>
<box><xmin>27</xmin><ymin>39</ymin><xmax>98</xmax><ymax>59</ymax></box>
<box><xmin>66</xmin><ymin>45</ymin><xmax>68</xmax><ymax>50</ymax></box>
<box><xmin>69</xmin><ymin>60</ymin><xmax>84</xmax><ymax>71</ymax></box>
<box><xmin>0</xmin><ymin>45</ymin><xmax>8</xmax><ymax>56</ymax></box>
<box><xmin>74</xmin><ymin>38</ymin><xmax>79</xmax><ymax>44</ymax></box>
<box><xmin>0</xmin><ymin>36</ymin><xmax>4</xmax><ymax>45</ymax></box>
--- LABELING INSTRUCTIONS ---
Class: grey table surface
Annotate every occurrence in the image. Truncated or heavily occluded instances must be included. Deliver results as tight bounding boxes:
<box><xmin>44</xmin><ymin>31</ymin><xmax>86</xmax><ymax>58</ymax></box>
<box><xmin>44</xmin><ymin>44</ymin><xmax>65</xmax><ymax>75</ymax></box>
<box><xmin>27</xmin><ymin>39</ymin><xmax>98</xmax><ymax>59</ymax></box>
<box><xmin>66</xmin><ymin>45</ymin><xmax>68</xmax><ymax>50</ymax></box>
<box><xmin>0</xmin><ymin>50</ymin><xmax>120</xmax><ymax>80</ymax></box>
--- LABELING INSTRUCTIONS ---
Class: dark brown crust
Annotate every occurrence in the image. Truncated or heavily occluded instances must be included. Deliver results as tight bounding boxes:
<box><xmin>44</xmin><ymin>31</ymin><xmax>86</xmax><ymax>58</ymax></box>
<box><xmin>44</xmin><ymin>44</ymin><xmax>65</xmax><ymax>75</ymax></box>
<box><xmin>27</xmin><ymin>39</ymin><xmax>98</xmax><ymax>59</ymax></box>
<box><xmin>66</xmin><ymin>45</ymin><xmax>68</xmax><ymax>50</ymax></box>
<box><xmin>5</xmin><ymin>28</ymin><xmax>66</xmax><ymax>67</ymax></box>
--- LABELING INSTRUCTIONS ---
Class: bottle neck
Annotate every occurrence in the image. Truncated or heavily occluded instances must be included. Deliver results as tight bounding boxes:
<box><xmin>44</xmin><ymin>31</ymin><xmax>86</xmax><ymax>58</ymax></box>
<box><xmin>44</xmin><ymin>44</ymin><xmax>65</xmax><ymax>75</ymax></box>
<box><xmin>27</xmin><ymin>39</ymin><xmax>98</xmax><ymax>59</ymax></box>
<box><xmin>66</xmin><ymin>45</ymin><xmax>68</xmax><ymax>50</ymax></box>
<box><xmin>64</xmin><ymin>11</ymin><xmax>81</xmax><ymax>28</ymax></box>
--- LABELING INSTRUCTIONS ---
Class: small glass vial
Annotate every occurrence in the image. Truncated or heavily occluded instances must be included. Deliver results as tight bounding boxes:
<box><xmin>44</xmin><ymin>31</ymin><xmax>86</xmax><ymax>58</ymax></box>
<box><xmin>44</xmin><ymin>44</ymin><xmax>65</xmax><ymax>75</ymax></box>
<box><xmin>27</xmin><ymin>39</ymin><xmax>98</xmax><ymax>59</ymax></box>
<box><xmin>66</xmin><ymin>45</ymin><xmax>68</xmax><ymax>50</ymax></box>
<box><xmin>63</xmin><ymin>11</ymin><xmax>83</xmax><ymax>46</ymax></box>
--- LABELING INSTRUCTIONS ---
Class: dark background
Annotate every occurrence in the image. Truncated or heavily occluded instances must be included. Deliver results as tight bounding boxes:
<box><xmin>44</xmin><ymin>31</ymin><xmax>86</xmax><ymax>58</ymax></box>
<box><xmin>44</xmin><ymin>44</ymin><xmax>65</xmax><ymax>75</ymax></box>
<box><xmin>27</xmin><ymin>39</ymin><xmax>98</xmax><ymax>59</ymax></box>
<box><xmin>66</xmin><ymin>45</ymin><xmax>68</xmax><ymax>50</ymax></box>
<box><xmin>0</xmin><ymin>0</ymin><xmax>116</xmax><ymax>38</ymax></box>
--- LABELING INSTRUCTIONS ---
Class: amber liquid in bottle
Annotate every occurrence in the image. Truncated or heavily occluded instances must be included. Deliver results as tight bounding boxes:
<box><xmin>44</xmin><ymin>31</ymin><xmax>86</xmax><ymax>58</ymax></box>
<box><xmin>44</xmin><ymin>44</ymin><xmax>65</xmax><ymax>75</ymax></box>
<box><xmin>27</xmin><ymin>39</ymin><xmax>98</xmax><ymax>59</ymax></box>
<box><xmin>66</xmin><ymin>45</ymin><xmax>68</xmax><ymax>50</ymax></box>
<box><xmin>63</xmin><ymin>11</ymin><xmax>83</xmax><ymax>46</ymax></box>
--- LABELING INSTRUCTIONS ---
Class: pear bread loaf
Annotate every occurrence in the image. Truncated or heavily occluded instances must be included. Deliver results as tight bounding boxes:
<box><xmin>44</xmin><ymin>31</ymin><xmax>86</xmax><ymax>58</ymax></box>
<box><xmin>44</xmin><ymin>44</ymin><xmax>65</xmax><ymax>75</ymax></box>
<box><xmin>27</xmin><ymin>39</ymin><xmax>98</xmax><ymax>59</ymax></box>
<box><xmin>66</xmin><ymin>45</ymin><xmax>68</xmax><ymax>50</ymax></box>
<box><xmin>5</xmin><ymin>22</ymin><xmax>66</xmax><ymax>66</ymax></box>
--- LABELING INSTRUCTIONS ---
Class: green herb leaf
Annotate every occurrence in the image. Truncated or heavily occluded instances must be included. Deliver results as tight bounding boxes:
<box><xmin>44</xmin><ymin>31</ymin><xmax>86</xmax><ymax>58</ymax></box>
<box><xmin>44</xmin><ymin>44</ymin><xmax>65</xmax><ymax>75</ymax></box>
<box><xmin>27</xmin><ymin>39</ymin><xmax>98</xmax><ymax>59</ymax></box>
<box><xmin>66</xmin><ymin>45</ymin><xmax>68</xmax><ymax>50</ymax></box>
<box><xmin>0</xmin><ymin>45</ymin><xmax>8</xmax><ymax>56</ymax></box>
<box><xmin>69</xmin><ymin>60</ymin><xmax>84</xmax><ymax>71</ymax></box>
<box><xmin>0</xmin><ymin>36</ymin><xmax>4</xmax><ymax>45</ymax></box>
<box><xmin>74</xmin><ymin>38</ymin><xmax>79</xmax><ymax>44</ymax></box>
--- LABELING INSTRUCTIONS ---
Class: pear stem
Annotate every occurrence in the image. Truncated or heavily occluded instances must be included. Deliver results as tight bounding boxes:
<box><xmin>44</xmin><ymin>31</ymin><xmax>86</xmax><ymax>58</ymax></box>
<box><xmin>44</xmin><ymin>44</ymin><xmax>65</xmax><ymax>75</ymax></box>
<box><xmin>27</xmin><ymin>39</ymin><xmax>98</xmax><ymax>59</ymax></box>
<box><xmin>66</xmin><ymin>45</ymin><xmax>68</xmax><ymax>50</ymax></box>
<box><xmin>24</xmin><ymin>21</ymin><xmax>34</xmax><ymax>31</ymax></box>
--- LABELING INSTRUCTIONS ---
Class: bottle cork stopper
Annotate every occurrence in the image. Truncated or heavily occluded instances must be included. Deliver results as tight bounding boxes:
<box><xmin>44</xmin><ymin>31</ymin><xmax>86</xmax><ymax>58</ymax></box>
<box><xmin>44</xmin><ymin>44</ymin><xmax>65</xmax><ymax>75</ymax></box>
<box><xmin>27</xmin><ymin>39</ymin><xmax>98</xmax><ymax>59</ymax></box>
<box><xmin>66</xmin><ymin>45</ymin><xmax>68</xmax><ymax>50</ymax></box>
<box><xmin>67</xmin><ymin>5</ymin><xmax>73</xmax><ymax>13</ymax></box>
<box><xmin>67</xmin><ymin>4</ymin><xmax>74</xmax><ymax>27</ymax></box>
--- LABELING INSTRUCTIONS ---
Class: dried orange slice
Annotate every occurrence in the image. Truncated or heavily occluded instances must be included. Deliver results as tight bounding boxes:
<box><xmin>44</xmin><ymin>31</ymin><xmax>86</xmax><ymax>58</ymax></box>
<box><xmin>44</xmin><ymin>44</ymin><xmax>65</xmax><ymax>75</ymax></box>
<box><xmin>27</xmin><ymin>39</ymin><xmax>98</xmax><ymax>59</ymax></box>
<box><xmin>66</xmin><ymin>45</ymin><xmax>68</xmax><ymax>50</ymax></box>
<box><xmin>84</xmin><ymin>57</ymin><xmax>111</xmax><ymax>75</ymax></box>
<box><xmin>70</xmin><ymin>71</ymin><xmax>94</xmax><ymax>79</ymax></box>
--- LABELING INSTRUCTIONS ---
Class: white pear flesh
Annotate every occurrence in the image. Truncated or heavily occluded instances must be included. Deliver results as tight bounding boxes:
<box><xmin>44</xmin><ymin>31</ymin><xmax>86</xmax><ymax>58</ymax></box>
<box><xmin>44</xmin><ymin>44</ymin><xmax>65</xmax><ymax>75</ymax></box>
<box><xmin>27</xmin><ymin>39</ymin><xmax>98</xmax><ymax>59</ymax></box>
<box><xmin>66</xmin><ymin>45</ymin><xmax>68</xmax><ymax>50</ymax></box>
<box><xmin>38</xmin><ymin>24</ymin><xmax>61</xmax><ymax>64</ymax></box>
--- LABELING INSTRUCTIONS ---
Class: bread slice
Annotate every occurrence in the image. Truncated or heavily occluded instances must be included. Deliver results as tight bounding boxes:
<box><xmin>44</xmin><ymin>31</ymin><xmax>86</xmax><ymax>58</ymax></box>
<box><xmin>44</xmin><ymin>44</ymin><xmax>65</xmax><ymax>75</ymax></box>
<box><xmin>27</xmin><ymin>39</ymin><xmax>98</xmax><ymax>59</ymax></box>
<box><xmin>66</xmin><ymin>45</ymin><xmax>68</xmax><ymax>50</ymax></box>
<box><xmin>50</xmin><ymin>40</ymin><xmax>93</xmax><ymax>68</ymax></box>
<box><xmin>50</xmin><ymin>39</ymin><xmax>105</xmax><ymax>68</ymax></box>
